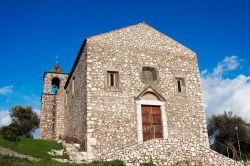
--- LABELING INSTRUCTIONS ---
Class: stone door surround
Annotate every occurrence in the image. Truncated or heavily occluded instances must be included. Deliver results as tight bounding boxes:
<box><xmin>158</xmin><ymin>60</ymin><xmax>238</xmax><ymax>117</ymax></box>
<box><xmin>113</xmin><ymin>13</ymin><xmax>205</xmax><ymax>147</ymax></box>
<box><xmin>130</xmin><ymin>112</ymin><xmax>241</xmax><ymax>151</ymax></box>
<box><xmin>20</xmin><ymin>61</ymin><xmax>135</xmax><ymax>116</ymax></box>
<box><xmin>135</xmin><ymin>86</ymin><xmax>168</xmax><ymax>143</ymax></box>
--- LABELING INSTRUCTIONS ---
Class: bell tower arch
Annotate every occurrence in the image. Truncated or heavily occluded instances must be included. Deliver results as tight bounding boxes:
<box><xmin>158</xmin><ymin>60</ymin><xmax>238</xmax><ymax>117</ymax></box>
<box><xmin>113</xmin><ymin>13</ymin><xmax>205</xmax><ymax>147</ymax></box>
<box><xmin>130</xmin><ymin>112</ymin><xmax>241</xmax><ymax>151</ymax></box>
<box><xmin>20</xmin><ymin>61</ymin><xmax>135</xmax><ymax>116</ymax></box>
<box><xmin>51</xmin><ymin>77</ymin><xmax>60</xmax><ymax>94</ymax></box>
<box><xmin>40</xmin><ymin>63</ymin><xmax>68</xmax><ymax>139</ymax></box>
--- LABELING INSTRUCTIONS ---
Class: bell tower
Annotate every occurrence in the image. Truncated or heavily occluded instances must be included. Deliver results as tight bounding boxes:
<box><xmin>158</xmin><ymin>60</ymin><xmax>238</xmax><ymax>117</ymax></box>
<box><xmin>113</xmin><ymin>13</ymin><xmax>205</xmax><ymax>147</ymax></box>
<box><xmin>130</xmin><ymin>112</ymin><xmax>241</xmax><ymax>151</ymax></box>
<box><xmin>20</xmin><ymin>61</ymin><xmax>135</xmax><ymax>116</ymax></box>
<box><xmin>40</xmin><ymin>63</ymin><xmax>68</xmax><ymax>139</ymax></box>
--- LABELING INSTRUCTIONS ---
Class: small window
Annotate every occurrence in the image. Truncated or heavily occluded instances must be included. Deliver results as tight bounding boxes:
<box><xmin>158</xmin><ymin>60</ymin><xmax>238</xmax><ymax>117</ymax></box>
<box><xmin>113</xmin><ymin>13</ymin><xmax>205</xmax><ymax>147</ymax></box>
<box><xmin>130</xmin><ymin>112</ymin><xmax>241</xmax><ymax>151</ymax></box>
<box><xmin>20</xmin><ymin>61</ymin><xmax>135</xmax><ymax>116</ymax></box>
<box><xmin>72</xmin><ymin>77</ymin><xmax>75</xmax><ymax>95</ymax></box>
<box><xmin>141</xmin><ymin>66</ymin><xmax>158</xmax><ymax>83</ymax></box>
<box><xmin>107</xmin><ymin>71</ymin><xmax>119</xmax><ymax>88</ymax></box>
<box><xmin>175</xmin><ymin>77</ymin><xmax>185</xmax><ymax>93</ymax></box>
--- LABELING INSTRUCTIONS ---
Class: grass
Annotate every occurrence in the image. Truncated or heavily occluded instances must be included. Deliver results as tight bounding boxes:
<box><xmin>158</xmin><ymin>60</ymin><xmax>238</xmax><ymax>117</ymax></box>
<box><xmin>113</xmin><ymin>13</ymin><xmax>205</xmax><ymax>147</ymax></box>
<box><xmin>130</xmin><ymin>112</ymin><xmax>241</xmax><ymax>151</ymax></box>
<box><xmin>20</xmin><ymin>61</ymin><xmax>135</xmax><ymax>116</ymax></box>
<box><xmin>0</xmin><ymin>136</ymin><xmax>64</xmax><ymax>160</ymax></box>
<box><xmin>0</xmin><ymin>136</ymin><xmax>125</xmax><ymax>165</ymax></box>
<box><xmin>0</xmin><ymin>156</ymin><xmax>125</xmax><ymax>166</ymax></box>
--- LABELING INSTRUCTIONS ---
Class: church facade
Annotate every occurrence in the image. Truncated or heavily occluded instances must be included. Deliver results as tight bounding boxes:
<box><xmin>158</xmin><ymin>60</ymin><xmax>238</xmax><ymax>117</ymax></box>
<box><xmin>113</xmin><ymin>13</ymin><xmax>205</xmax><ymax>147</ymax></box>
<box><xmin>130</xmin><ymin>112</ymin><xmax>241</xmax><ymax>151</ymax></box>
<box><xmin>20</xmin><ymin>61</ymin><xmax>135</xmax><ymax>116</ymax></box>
<box><xmin>40</xmin><ymin>23</ymin><xmax>242</xmax><ymax>165</ymax></box>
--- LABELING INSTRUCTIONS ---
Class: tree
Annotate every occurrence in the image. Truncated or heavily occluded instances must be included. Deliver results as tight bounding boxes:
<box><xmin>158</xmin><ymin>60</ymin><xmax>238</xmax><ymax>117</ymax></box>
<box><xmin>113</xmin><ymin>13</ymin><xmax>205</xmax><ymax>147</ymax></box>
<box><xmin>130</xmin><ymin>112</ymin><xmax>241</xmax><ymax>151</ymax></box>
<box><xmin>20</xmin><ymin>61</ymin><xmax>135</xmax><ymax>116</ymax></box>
<box><xmin>9</xmin><ymin>105</ymin><xmax>39</xmax><ymax>138</ymax></box>
<box><xmin>1</xmin><ymin>124</ymin><xmax>19</xmax><ymax>141</ymax></box>
<box><xmin>208</xmin><ymin>111</ymin><xmax>249</xmax><ymax>160</ymax></box>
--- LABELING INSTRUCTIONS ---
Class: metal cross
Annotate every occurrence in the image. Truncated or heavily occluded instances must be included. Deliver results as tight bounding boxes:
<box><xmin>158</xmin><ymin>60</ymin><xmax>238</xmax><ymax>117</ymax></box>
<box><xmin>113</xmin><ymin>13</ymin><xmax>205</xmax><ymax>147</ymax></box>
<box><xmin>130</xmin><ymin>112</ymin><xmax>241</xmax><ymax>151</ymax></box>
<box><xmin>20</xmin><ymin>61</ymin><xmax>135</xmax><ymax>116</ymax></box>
<box><xmin>56</xmin><ymin>55</ymin><xmax>60</xmax><ymax>64</ymax></box>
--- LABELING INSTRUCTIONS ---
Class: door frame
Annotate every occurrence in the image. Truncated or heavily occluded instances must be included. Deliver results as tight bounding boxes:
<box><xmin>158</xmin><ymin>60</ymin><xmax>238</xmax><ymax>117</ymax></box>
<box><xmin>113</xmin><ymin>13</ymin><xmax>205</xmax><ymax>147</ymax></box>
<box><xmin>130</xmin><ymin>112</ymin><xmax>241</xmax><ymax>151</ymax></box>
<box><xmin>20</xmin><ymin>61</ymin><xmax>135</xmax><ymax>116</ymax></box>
<box><xmin>136</xmin><ymin>99</ymin><xmax>168</xmax><ymax>143</ymax></box>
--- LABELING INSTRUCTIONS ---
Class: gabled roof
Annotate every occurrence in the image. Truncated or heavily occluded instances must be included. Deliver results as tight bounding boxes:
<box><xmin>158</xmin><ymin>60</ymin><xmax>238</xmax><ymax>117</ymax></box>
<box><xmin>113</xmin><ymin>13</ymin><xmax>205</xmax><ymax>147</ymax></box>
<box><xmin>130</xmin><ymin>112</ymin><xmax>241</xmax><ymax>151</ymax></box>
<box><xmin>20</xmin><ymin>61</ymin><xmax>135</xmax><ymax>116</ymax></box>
<box><xmin>43</xmin><ymin>63</ymin><xmax>68</xmax><ymax>80</ymax></box>
<box><xmin>51</xmin><ymin>63</ymin><xmax>62</xmax><ymax>73</ymax></box>
<box><xmin>64</xmin><ymin>22</ymin><xmax>196</xmax><ymax>89</ymax></box>
<box><xmin>87</xmin><ymin>22</ymin><xmax>196</xmax><ymax>55</ymax></box>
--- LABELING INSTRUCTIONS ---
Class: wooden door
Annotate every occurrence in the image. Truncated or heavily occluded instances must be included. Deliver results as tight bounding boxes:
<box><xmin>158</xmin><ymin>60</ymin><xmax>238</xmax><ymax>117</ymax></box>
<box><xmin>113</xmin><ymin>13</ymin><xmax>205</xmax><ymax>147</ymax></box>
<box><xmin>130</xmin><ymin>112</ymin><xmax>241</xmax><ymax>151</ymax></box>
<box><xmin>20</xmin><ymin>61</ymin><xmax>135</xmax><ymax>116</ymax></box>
<box><xmin>142</xmin><ymin>105</ymin><xmax>163</xmax><ymax>141</ymax></box>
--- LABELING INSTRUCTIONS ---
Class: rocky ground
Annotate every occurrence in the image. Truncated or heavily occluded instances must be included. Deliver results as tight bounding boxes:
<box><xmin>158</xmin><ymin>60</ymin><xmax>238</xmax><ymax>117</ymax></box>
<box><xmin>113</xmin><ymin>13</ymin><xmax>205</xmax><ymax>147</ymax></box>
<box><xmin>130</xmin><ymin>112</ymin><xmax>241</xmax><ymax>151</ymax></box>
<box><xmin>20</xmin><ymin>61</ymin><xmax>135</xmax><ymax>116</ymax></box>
<box><xmin>0</xmin><ymin>146</ymin><xmax>40</xmax><ymax>161</ymax></box>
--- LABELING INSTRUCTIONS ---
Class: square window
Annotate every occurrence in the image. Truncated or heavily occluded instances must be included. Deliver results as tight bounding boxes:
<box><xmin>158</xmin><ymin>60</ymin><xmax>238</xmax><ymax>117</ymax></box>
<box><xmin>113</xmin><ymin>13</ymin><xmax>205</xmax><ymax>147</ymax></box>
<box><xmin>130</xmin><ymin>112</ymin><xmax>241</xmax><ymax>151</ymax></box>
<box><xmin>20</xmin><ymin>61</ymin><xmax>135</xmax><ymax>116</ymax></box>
<box><xmin>107</xmin><ymin>71</ymin><xmax>119</xmax><ymax>88</ymax></box>
<box><xmin>141</xmin><ymin>66</ymin><xmax>158</xmax><ymax>83</ymax></box>
<box><xmin>175</xmin><ymin>77</ymin><xmax>186</xmax><ymax>93</ymax></box>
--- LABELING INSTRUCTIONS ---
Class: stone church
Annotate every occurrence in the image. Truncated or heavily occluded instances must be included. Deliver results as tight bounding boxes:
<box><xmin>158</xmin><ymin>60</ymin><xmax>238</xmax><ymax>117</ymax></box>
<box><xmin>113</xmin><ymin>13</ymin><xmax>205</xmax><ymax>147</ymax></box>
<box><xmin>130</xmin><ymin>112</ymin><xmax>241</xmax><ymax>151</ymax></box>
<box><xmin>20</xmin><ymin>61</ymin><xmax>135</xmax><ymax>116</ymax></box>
<box><xmin>40</xmin><ymin>23</ymin><xmax>243</xmax><ymax>165</ymax></box>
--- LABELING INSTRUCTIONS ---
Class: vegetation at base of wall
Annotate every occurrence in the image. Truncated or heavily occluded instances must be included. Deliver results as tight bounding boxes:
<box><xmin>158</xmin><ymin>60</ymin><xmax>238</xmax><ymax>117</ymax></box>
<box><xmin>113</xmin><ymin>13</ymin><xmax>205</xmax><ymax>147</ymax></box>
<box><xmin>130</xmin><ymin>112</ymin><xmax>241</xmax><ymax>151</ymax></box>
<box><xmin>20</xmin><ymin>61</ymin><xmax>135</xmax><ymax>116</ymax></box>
<box><xmin>0</xmin><ymin>136</ymin><xmax>64</xmax><ymax>160</ymax></box>
<box><xmin>0</xmin><ymin>156</ymin><xmax>125</xmax><ymax>166</ymax></box>
<box><xmin>186</xmin><ymin>160</ymin><xmax>192</xmax><ymax>166</ymax></box>
<box><xmin>141</xmin><ymin>158</ymin><xmax>156</xmax><ymax>166</ymax></box>
<box><xmin>0</xmin><ymin>136</ymin><xmax>125</xmax><ymax>165</ymax></box>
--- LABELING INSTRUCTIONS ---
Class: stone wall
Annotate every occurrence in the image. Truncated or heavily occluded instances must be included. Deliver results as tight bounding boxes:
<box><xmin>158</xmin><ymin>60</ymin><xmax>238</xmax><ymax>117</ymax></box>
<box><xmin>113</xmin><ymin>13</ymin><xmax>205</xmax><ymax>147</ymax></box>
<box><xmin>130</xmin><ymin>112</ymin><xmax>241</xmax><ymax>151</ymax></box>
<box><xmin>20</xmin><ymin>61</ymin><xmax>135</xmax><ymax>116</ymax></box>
<box><xmin>55</xmin><ymin>88</ymin><xmax>66</xmax><ymax>138</ymax></box>
<box><xmin>101</xmin><ymin>138</ymin><xmax>244</xmax><ymax>166</ymax></box>
<box><xmin>64</xmin><ymin>44</ymin><xmax>88</xmax><ymax>150</ymax></box>
<box><xmin>84</xmin><ymin>23</ymin><xmax>208</xmax><ymax>159</ymax></box>
<box><xmin>40</xmin><ymin>94</ymin><xmax>56</xmax><ymax>139</ymax></box>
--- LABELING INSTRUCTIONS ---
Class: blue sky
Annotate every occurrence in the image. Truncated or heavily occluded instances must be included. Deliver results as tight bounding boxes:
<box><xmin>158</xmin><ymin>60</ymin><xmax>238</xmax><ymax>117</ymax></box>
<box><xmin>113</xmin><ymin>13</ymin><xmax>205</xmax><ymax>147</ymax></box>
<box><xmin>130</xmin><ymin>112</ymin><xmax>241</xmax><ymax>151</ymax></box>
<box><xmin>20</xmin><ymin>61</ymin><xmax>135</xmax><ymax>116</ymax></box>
<box><xmin>0</xmin><ymin>0</ymin><xmax>250</xmax><ymax>131</ymax></box>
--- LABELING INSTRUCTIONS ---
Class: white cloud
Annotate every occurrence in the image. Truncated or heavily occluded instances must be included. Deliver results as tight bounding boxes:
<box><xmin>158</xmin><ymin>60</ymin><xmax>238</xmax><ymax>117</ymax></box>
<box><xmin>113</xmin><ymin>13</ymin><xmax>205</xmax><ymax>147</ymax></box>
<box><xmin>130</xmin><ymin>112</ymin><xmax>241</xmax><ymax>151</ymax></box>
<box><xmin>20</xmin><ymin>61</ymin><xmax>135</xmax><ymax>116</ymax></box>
<box><xmin>33</xmin><ymin>128</ymin><xmax>40</xmax><ymax>139</ymax></box>
<box><xmin>0</xmin><ymin>85</ymin><xmax>14</xmax><ymax>95</ymax></box>
<box><xmin>33</xmin><ymin>108</ymin><xmax>40</xmax><ymax>116</ymax></box>
<box><xmin>0</xmin><ymin>110</ymin><xmax>11</xmax><ymax>127</ymax></box>
<box><xmin>212</xmin><ymin>56</ymin><xmax>240</xmax><ymax>77</ymax></box>
<box><xmin>201</xmin><ymin>56</ymin><xmax>250</xmax><ymax>123</ymax></box>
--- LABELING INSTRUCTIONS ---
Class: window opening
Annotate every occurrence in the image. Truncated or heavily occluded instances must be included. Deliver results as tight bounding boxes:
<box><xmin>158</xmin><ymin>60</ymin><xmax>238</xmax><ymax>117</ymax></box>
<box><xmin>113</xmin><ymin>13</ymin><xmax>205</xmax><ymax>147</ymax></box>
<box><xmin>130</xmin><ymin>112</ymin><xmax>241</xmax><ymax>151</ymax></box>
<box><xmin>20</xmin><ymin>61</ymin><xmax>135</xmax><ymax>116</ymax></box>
<box><xmin>107</xmin><ymin>71</ymin><xmax>119</xmax><ymax>88</ymax></box>
<box><xmin>51</xmin><ymin>77</ymin><xmax>60</xmax><ymax>94</ymax></box>
<box><xmin>177</xmin><ymin>80</ymin><xmax>182</xmax><ymax>92</ymax></box>
<box><xmin>175</xmin><ymin>77</ymin><xmax>185</xmax><ymax>93</ymax></box>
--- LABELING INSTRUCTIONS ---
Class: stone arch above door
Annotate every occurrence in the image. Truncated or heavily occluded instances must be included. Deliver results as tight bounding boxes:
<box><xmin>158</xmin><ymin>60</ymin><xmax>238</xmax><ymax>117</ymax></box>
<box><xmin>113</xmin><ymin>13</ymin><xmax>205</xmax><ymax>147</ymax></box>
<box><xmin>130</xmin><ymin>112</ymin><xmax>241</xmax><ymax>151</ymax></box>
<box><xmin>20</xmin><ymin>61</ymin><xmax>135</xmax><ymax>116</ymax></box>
<box><xmin>135</xmin><ymin>86</ymin><xmax>166</xmax><ymax>102</ymax></box>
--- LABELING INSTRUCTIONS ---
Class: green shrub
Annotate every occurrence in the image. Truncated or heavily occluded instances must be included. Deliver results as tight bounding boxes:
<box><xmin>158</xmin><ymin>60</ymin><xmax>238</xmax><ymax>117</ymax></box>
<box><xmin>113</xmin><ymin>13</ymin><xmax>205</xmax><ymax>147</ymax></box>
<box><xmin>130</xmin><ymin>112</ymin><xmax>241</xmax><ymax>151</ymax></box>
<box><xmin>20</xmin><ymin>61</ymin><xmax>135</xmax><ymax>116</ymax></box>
<box><xmin>141</xmin><ymin>158</ymin><xmax>156</xmax><ymax>166</ymax></box>
<box><xmin>186</xmin><ymin>160</ymin><xmax>192</xmax><ymax>166</ymax></box>
<box><xmin>0</xmin><ymin>157</ymin><xmax>12</xmax><ymax>166</ymax></box>
<box><xmin>1</xmin><ymin>124</ymin><xmax>19</xmax><ymax>142</ymax></box>
<box><xmin>0</xmin><ymin>155</ymin><xmax>126</xmax><ymax>166</ymax></box>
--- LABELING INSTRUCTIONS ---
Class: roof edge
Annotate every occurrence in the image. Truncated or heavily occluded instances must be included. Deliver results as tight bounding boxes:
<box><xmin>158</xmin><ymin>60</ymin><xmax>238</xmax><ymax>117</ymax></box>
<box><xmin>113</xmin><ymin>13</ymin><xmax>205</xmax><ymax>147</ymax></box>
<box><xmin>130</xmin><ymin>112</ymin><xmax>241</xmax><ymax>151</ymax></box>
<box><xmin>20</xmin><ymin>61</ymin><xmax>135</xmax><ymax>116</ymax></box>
<box><xmin>87</xmin><ymin>22</ymin><xmax>145</xmax><ymax>40</ymax></box>
<box><xmin>87</xmin><ymin>22</ymin><xmax>196</xmax><ymax>55</ymax></box>
<box><xmin>64</xmin><ymin>39</ymin><xmax>87</xmax><ymax>89</ymax></box>
<box><xmin>141</xmin><ymin>23</ymin><xmax>197</xmax><ymax>55</ymax></box>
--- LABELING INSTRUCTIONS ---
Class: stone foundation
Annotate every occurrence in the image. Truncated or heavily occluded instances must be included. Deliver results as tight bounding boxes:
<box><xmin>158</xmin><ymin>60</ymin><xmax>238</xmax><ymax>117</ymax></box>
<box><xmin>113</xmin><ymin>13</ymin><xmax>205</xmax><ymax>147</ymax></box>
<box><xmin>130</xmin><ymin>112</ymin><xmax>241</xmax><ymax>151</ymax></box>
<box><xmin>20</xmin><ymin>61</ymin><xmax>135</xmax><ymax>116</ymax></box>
<box><xmin>101</xmin><ymin>138</ymin><xmax>244</xmax><ymax>166</ymax></box>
